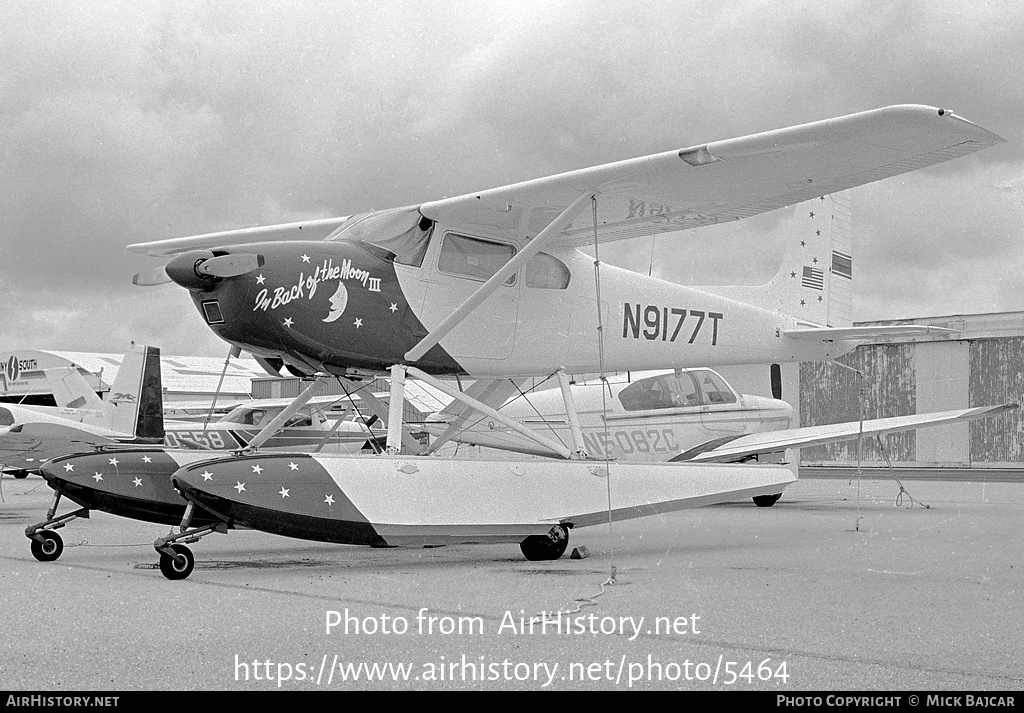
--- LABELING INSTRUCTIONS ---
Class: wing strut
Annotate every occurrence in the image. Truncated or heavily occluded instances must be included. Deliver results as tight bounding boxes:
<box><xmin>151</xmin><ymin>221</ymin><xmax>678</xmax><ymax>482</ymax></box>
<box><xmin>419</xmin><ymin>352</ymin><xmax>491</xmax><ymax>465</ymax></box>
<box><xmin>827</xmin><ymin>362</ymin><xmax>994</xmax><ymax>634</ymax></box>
<box><xmin>405</xmin><ymin>365</ymin><xmax>574</xmax><ymax>459</ymax></box>
<box><xmin>404</xmin><ymin>190</ymin><xmax>597</xmax><ymax>362</ymax></box>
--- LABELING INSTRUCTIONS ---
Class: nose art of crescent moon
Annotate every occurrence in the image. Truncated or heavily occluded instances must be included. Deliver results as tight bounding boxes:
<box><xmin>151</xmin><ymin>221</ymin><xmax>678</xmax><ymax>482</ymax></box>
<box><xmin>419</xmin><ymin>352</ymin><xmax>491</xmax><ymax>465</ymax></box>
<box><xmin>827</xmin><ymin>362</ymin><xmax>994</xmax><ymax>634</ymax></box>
<box><xmin>323</xmin><ymin>282</ymin><xmax>349</xmax><ymax>323</ymax></box>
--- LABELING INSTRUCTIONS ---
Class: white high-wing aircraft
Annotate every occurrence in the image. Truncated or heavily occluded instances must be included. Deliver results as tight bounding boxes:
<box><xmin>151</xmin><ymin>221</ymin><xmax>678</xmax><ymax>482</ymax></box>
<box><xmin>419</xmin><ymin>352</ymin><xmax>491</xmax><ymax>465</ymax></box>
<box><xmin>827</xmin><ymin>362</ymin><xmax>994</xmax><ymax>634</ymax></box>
<box><xmin>0</xmin><ymin>344</ymin><xmax>164</xmax><ymax>477</ymax></box>
<box><xmin>57</xmin><ymin>104</ymin><xmax>1002</xmax><ymax>579</ymax></box>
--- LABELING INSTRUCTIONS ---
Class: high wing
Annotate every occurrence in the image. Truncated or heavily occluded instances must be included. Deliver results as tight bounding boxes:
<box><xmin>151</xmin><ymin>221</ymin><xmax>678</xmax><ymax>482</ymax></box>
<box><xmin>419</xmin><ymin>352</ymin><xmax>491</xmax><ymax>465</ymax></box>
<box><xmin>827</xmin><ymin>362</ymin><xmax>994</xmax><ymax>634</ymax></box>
<box><xmin>673</xmin><ymin>404</ymin><xmax>1018</xmax><ymax>463</ymax></box>
<box><xmin>420</xmin><ymin>105</ymin><xmax>1004</xmax><ymax>247</ymax></box>
<box><xmin>128</xmin><ymin>105</ymin><xmax>1003</xmax><ymax>257</ymax></box>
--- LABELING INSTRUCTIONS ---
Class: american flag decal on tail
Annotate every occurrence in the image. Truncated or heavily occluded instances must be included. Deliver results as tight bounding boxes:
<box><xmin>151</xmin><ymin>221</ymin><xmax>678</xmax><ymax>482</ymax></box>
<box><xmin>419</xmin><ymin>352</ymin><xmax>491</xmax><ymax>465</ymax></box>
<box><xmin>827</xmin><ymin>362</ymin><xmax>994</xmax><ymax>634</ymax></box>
<box><xmin>802</xmin><ymin>266</ymin><xmax>824</xmax><ymax>290</ymax></box>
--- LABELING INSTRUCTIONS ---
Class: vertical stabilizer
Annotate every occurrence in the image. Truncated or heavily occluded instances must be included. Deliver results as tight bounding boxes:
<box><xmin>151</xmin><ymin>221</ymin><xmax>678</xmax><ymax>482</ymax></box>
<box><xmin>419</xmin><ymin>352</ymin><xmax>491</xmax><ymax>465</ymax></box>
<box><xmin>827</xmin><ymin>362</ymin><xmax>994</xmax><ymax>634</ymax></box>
<box><xmin>702</xmin><ymin>192</ymin><xmax>854</xmax><ymax>327</ymax></box>
<box><xmin>105</xmin><ymin>345</ymin><xmax>165</xmax><ymax>440</ymax></box>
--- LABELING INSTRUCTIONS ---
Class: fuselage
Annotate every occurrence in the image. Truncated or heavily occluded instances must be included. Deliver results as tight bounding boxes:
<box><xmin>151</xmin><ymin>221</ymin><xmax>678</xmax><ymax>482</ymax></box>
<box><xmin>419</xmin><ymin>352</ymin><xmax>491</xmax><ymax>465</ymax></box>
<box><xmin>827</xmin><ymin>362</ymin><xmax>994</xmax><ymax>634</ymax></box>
<box><xmin>173</xmin><ymin>230</ymin><xmax>852</xmax><ymax>378</ymax></box>
<box><xmin>423</xmin><ymin>368</ymin><xmax>794</xmax><ymax>460</ymax></box>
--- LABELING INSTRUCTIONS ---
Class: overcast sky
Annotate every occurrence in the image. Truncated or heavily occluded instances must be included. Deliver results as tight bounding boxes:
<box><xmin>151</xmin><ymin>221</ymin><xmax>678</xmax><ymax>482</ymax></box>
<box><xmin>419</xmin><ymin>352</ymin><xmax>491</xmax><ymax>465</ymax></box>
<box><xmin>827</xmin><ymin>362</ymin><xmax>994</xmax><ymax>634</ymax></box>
<box><xmin>2</xmin><ymin>0</ymin><xmax>1022</xmax><ymax>358</ymax></box>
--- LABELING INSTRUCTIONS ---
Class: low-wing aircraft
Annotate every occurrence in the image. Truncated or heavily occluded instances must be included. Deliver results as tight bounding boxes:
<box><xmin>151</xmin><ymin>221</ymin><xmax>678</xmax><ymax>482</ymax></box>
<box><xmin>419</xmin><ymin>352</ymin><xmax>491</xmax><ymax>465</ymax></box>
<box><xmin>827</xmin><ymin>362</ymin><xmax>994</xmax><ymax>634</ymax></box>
<box><xmin>419</xmin><ymin>367</ymin><xmax>1016</xmax><ymax>506</ymax></box>
<box><xmin>163</xmin><ymin>396</ymin><xmax>386</xmax><ymax>453</ymax></box>
<box><xmin>0</xmin><ymin>344</ymin><xmax>164</xmax><ymax>478</ymax></box>
<box><xmin>101</xmin><ymin>104</ymin><xmax>1005</xmax><ymax>578</ymax></box>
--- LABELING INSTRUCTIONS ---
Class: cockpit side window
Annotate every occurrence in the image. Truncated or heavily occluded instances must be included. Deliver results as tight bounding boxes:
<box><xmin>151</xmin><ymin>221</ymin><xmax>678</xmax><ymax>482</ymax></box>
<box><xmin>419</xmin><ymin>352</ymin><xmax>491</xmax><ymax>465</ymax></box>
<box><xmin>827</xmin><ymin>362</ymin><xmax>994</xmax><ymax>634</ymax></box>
<box><xmin>438</xmin><ymin>233</ymin><xmax>516</xmax><ymax>285</ymax></box>
<box><xmin>0</xmin><ymin>407</ymin><xmax>14</xmax><ymax>426</ymax></box>
<box><xmin>524</xmin><ymin>253</ymin><xmax>571</xmax><ymax>289</ymax></box>
<box><xmin>618</xmin><ymin>374</ymin><xmax>698</xmax><ymax>411</ymax></box>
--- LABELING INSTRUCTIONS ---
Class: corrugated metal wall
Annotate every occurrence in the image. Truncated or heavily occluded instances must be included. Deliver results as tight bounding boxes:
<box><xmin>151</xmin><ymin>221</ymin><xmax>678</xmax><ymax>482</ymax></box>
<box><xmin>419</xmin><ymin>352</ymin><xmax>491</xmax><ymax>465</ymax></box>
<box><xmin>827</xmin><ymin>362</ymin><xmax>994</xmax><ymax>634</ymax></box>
<box><xmin>969</xmin><ymin>337</ymin><xmax>1024</xmax><ymax>463</ymax></box>
<box><xmin>800</xmin><ymin>333</ymin><xmax>1024</xmax><ymax>467</ymax></box>
<box><xmin>800</xmin><ymin>345</ymin><xmax>916</xmax><ymax>463</ymax></box>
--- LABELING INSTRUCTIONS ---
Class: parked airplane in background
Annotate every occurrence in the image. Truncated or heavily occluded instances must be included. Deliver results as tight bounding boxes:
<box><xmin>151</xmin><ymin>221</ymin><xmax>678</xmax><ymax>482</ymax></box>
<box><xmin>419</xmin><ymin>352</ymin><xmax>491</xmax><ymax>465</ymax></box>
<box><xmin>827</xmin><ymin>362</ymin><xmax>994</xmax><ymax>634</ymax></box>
<box><xmin>423</xmin><ymin>367</ymin><xmax>1016</xmax><ymax>507</ymax></box>
<box><xmin>164</xmin><ymin>396</ymin><xmax>386</xmax><ymax>453</ymax></box>
<box><xmin>83</xmin><ymin>105</ymin><xmax>1004</xmax><ymax>578</ymax></box>
<box><xmin>0</xmin><ymin>344</ymin><xmax>163</xmax><ymax>478</ymax></box>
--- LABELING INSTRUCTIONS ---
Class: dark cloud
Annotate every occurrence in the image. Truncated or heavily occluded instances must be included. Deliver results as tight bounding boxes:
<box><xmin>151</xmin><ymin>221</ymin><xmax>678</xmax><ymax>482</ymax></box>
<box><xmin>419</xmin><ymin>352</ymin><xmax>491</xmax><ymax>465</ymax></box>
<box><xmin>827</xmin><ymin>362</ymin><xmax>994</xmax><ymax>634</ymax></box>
<box><xmin>1</xmin><ymin>0</ymin><xmax>1021</xmax><ymax>355</ymax></box>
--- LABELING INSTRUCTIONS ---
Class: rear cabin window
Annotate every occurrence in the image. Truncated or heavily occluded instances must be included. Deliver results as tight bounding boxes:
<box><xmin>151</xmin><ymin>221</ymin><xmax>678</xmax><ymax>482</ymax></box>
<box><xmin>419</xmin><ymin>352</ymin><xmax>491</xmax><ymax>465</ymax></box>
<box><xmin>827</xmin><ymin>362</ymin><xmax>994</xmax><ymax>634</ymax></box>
<box><xmin>438</xmin><ymin>234</ymin><xmax>516</xmax><ymax>285</ymax></box>
<box><xmin>618</xmin><ymin>374</ymin><xmax>698</xmax><ymax>411</ymax></box>
<box><xmin>525</xmin><ymin>253</ymin><xmax>570</xmax><ymax>289</ymax></box>
<box><xmin>691</xmin><ymin>370</ymin><xmax>737</xmax><ymax>404</ymax></box>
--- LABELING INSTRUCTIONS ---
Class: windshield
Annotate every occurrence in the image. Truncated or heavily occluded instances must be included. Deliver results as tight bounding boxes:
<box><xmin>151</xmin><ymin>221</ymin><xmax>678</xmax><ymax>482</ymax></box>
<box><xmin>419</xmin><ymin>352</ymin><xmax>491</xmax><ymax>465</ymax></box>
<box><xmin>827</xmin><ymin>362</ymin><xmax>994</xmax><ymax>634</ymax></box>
<box><xmin>327</xmin><ymin>206</ymin><xmax>433</xmax><ymax>267</ymax></box>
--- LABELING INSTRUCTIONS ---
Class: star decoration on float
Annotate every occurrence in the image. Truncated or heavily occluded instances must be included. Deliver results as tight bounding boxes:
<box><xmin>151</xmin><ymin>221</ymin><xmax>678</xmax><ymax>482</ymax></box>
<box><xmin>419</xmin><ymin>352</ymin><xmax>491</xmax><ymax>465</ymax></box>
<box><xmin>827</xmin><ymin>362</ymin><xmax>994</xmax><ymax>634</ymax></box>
<box><xmin>234</xmin><ymin>481</ymin><xmax>246</xmax><ymax>493</ymax></box>
<box><xmin>279</xmin><ymin>487</ymin><xmax>290</xmax><ymax>498</ymax></box>
<box><xmin>324</xmin><ymin>494</ymin><xmax>335</xmax><ymax>506</ymax></box>
<box><xmin>133</xmin><ymin>477</ymin><xmax>143</xmax><ymax>487</ymax></box>
<box><xmin>301</xmin><ymin>254</ymin><xmax>311</xmax><ymax>263</ymax></box>
<box><xmin>200</xmin><ymin>470</ymin><xmax>214</xmax><ymax>481</ymax></box>
<box><xmin>252</xmin><ymin>464</ymin><xmax>263</xmax><ymax>474</ymax></box>
<box><xmin>283</xmin><ymin>317</ymin><xmax>294</xmax><ymax>328</ymax></box>
<box><xmin>64</xmin><ymin>463</ymin><xmax>74</xmax><ymax>472</ymax></box>
<box><xmin>353</xmin><ymin>318</ymin><xmax>363</xmax><ymax>328</ymax></box>
<box><xmin>389</xmin><ymin>303</ymin><xmax>398</xmax><ymax>313</ymax></box>
<box><xmin>288</xmin><ymin>462</ymin><xmax>299</xmax><ymax>471</ymax></box>
<box><xmin>93</xmin><ymin>472</ymin><xmax>103</xmax><ymax>482</ymax></box>
<box><xmin>142</xmin><ymin>456</ymin><xmax>152</xmax><ymax>463</ymax></box>
<box><xmin>109</xmin><ymin>458</ymin><xmax>119</xmax><ymax>466</ymax></box>
<box><xmin>256</xmin><ymin>274</ymin><xmax>266</xmax><ymax>285</ymax></box>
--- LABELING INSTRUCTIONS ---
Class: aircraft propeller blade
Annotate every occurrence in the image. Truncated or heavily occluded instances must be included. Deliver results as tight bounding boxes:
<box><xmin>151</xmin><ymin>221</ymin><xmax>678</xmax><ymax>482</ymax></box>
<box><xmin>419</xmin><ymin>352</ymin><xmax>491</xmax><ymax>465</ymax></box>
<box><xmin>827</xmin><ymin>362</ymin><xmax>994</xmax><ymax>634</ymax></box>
<box><xmin>195</xmin><ymin>253</ymin><xmax>265</xmax><ymax>278</ymax></box>
<box><xmin>132</xmin><ymin>266</ymin><xmax>172</xmax><ymax>286</ymax></box>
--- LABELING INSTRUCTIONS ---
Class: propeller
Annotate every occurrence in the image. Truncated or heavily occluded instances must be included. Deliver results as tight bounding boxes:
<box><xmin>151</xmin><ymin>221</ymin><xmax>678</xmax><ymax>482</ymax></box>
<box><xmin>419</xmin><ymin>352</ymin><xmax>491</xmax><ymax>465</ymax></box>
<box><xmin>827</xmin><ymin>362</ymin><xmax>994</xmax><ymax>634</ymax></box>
<box><xmin>133</xmin><ymin>251</ymin><xmax>264</xmax><ymax>289</ymax></box>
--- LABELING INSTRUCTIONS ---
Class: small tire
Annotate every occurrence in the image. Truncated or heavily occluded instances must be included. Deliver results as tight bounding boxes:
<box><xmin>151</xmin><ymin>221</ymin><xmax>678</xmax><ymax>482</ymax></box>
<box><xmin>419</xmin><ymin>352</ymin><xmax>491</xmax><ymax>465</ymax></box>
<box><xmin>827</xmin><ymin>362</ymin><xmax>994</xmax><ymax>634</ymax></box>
<box><xmin>159</xmin><ymin>544</ymin><xmax>195</xmax><ymax>580</ymax></box>
<box><xmin>13</xmin><ymin>470</ymin><xmax>30</xmax><ymax>480</ymax></box>
<box><xmin>753</xmin><ymin>493</ymin><xmax>782</xmax><ymax>508</ymax></box>
<box><xmin>520</xmin><ymin>525</ymin><xmax>569</xmax><ymax>561</ymax></box>
<box><xmin>30</xmin><ymin>531</ymin><xmax>64</xmax><ymax>562</ymax></box>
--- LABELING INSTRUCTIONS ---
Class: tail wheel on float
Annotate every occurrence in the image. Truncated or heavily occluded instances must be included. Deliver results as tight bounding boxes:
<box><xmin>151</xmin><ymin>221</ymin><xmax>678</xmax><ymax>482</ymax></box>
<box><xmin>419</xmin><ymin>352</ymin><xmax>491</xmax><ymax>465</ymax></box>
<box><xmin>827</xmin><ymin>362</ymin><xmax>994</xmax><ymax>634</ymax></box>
<box><xmin>520</xmin><ymin>524</ymin><xmax>569</xmax><ymax>561</ymax></box>
<box><xmin>30</xmin><ymin>531</ymin><xmax>64</xmax><ymax>562</ymax></box>
<box><xmin>159</xmin><ymin>544</ymin><xmax>195</xmax><ymax>580</ymax></box>
<box><xmin>753</xmin><ymin>493</ymin><xmax>782</xmax><ymax>508</ymax></box>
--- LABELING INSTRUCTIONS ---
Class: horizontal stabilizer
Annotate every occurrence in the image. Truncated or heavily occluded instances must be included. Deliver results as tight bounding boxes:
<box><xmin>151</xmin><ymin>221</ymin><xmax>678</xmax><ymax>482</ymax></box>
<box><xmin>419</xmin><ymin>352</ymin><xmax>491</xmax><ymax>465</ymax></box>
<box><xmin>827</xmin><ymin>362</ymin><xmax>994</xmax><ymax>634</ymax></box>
<box><xmin>674</xmin><ymin>404</ymin><xmax>1018</xmax><ymax>463</ymax></box>
<box><xmin>783</xmin><ymin>325</ymin><xmax>959</xmax><ymax>342</ymax></box>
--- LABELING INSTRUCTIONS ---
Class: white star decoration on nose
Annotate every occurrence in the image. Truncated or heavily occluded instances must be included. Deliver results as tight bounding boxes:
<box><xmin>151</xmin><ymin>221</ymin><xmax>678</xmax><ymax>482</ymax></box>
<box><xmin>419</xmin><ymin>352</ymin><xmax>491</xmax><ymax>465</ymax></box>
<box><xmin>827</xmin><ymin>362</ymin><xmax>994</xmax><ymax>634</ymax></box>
<box><xmin>64</xmin><ymin>464</ymin><xmax>74</xmax><ymax>472</ymax></box>
<box><xmin>200</xmin><ymin>471</ymin><xmax>213</xmax><ymax>481</ymax></box>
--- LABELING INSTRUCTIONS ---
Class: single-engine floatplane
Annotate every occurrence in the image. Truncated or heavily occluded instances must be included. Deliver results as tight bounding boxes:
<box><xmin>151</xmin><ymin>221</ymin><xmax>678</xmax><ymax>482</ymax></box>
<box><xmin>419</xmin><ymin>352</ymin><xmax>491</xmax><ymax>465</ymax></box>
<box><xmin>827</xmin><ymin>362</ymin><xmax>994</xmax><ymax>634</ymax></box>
<box><xmin>39</xmin><ymin>105</ymin><xmax>1005</xmax><ymax>579</ymax></box>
